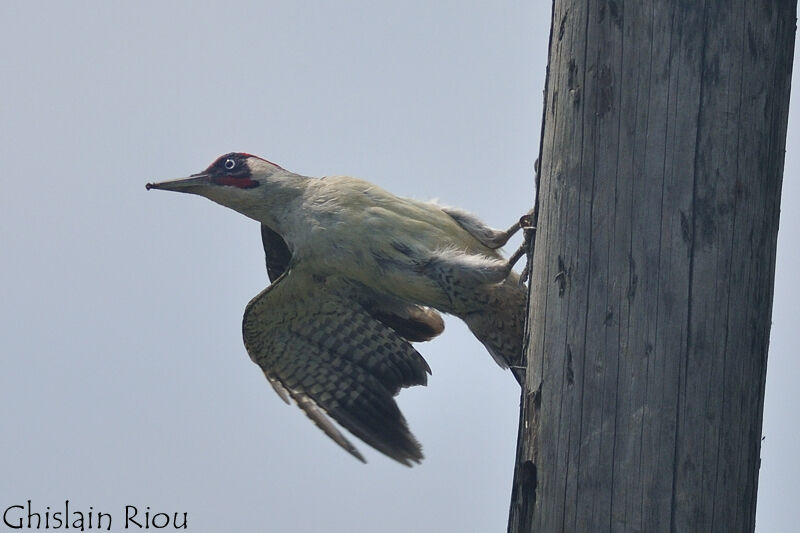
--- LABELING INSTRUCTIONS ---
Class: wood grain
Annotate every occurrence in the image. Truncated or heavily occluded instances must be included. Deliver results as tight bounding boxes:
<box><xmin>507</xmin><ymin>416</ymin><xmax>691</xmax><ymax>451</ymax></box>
<box><xmin>509</xmin><ymin>2</ymin><xmax>795</xmax><ymax>531</ymax></box>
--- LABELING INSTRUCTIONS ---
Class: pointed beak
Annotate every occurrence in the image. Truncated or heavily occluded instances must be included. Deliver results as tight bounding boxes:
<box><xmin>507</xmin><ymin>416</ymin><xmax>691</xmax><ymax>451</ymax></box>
<box><xmin>145</xmin><ymin>173</ymin><xmax>211</xmax><ymax>193</ymax></box>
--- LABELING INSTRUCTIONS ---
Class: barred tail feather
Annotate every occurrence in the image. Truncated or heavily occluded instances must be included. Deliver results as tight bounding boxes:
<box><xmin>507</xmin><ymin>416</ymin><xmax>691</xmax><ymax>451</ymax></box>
<box><xmin>461</xmin><ymin>278</ymin><xmax>526</xmax><ymax>383</ymax></box>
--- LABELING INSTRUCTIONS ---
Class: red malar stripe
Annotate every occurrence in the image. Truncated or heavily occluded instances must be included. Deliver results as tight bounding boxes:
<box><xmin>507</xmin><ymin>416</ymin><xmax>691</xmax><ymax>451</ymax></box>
<box><xmin>213</xmin><ymin>176</ymin><xmax>258</xmax><ymax>188</ymax></box>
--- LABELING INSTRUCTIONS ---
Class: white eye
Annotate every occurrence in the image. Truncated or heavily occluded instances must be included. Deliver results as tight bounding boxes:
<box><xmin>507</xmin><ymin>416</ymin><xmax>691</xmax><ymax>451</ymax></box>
<box><xmin>224</xmin><ymin>158</ymin><xmax>236</xmax><ymax>170</ymax></box>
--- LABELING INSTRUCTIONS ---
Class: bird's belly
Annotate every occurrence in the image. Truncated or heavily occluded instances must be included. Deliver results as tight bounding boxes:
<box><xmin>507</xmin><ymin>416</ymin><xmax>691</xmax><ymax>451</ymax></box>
<box><xmin>298</xmin><ymin>226</ymin><xmax>451</xmax><ymax>309</ymax></box>
<box><xmin>292</xmin><ymin>198</ymin><xmax>493</xmax><ymax>310</ymax></box>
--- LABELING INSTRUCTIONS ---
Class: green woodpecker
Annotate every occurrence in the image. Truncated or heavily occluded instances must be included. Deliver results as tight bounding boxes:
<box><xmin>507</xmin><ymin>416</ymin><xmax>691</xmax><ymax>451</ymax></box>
<box><xmin>147</xmin><ymin>152</ymin><xmax>528</xmax><ymax>465</ymax></box>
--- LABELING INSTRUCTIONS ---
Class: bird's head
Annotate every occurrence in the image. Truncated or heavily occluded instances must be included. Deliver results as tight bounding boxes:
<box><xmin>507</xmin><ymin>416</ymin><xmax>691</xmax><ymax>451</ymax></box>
<box><xmin>146</xmin><ymin>152</ymin><xmax>292</xmax><ymax>220</ymax></box>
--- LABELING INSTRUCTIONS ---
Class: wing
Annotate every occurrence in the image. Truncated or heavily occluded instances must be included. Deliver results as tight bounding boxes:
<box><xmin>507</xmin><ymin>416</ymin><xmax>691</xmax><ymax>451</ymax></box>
<box><xmin>242</xmin><ymin>270</ymin><xmax>432</xmax><ymax>465</ymax></box>
<box><xmin>261</xmin><ymin>224</ymin><xmax>292</xmax><ymax>282</ymax></box>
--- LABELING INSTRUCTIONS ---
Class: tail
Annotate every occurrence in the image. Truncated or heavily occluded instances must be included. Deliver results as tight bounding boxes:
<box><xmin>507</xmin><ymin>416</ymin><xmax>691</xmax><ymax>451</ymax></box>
<box><xmin>460</xmin><ymin>276</ymin><xmax>527</xmax><ymax>384</ymax></box>
<box><xmin>418</xmin><ymin>248</ymin><xmax>528</xmax><ymax>382</ymax></box>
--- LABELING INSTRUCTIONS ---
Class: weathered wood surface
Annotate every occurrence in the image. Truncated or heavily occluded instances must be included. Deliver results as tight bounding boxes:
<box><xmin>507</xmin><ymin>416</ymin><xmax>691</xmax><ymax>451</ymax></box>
<box><xmin>508</xmin><ymin>2</ymin><xmax>795</xmax><ymax>532</ymax></box>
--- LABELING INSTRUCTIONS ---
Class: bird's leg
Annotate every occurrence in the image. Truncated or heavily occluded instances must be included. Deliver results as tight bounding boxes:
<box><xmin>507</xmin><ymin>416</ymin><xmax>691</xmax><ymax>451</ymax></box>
<box><xmin>504</xmin><ymin>214</ymin><xmax>536</xmax><ymax>284</ymax></box>
<box><xmin>485</xmin><ymin>208</ymin><xmax>535</xmax><ymax>249</ymax></box>
<box><xmin>490</xmin><ymin>220</ymin><xmax>522</xmax><ymax>248</ymax></box>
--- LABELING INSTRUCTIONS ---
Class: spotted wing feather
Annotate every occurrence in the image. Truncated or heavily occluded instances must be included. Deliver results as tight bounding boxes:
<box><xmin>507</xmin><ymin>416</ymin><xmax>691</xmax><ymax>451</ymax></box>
<box><xmin>242</xmin><ymin>271</ymin><xmax>431</xmax><ymax>465</ymax></box>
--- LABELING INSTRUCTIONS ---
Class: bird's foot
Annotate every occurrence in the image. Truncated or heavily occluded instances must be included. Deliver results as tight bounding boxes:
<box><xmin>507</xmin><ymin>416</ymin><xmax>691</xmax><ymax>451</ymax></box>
<box><xmin>485</xmin><ymin>208</ymin><xmax>535</xmax><ymax>249</ymax></box>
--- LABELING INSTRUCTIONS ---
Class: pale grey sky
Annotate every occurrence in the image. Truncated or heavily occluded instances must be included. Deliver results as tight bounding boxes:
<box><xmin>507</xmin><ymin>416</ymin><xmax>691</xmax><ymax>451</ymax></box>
<box><xmin>0</xmin><ymin>2</ymin><xmax>796</xmax><ymax>532</ymax></box>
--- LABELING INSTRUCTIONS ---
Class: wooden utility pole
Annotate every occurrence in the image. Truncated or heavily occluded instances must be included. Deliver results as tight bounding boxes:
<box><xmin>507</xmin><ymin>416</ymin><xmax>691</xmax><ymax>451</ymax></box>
<box><xmin>508</xmin><ymin>2</ymin><xmax>795</xmax><ymax>532</ymax></box>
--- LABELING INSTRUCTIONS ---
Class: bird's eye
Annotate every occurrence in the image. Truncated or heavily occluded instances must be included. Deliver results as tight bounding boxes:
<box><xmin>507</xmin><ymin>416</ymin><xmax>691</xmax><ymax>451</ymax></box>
<box><xmin>224</xmin><ymin>158</ymin><xmax>236</xmax><ymax>170</ymax></box>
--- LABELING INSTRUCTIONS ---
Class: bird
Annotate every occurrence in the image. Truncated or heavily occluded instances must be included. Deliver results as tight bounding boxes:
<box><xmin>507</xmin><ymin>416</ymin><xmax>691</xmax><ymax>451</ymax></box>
<box><xmin>146</xmin><ymin>152</ymin><xmax>529</xmax><ymax>466</ymax></box>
